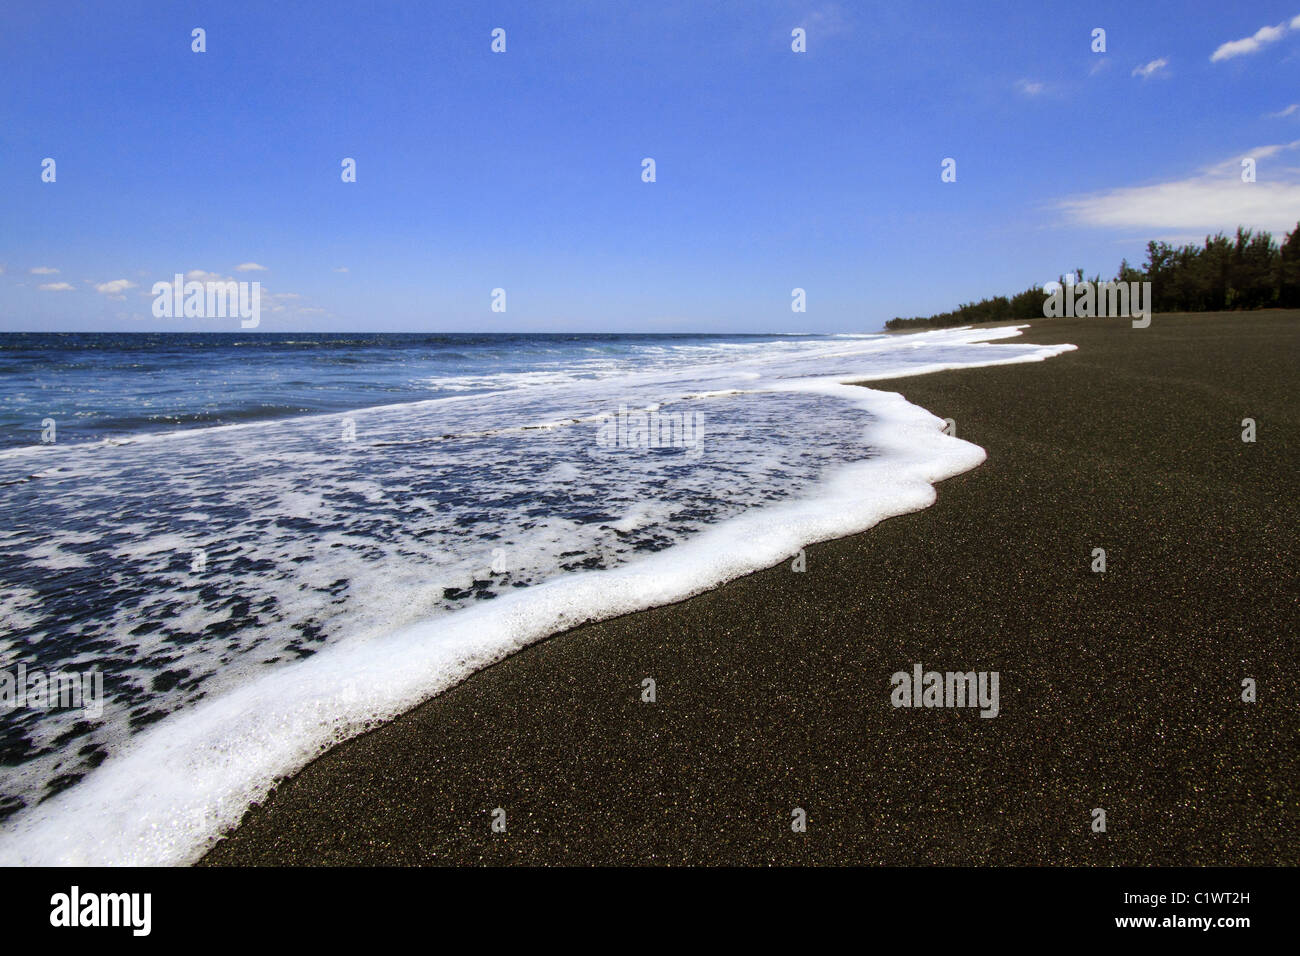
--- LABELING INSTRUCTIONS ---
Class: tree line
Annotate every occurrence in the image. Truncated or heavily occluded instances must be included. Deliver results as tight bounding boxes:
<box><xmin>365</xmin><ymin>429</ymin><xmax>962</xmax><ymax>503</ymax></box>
<box><xmin>885</xmin><ymin>223</ymin><xmax>1300</xmax><ymax>330</ymax></box>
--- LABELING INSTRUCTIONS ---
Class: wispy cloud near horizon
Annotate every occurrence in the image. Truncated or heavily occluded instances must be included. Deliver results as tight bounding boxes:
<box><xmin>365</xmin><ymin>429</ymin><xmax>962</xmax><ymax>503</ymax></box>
<box><xmin>1210</xmin><ymin>14</ymin><xmax>1300</xmax><ymax>62</ymax></box>
<box><xmin>1058</xmin><ymin>142</ymin><xmax>1300</xmax><ymax>237</ymax></box>
<box><xmin>1132</xmin><ymin>58</ymin><xmax>1168</xmax><ymax>79</ymax></box>
<box><xmin>94</xmin><ymin>279</ymin><xmax>136</xmax><ymax>299</ymax></box>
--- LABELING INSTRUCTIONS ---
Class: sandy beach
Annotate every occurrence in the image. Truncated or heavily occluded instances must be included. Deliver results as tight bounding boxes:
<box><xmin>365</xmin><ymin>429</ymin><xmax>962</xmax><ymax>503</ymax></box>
<box><xmin>202</xmin><ymin>312</ymin><xmax>1299</xmax><ymax>866</ymax></box>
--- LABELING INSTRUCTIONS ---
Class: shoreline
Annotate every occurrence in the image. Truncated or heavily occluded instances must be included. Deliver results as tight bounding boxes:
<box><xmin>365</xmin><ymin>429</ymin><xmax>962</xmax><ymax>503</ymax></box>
<box><xmin>203</xmin><ymin>312</ymin><xmax>1299</xmax><ymax>865</ymax></box>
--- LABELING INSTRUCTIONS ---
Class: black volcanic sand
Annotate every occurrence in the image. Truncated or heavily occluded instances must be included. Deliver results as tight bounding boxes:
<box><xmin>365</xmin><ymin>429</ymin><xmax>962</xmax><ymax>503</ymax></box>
<box><xmin>203</xmin><ymin>312</ymin><xmax>1299</xmax><ymax>866</ymax></box>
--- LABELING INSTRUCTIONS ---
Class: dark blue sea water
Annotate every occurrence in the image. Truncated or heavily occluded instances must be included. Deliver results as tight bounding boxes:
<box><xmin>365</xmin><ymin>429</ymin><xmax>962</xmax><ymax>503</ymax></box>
<box><xmin>0</xmin><ymin>332</ymin><xmax>828</xmax><ymax>449</ymax></box>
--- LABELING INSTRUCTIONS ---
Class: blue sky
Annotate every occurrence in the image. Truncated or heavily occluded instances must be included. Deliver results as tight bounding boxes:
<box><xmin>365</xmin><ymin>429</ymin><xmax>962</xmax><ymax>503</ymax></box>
<box><xmin>3</xmin><ymin>0</ymin><xmax>1300</xmax><ymax>332</ymax></box>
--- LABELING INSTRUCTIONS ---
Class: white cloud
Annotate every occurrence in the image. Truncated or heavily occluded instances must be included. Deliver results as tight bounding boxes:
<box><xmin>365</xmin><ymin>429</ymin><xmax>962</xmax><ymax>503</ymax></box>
<box><xmin>1268</xmin><ymin>103</ymin><xmax>1300</xmax><ymax>118</ymax></box>
<box><xmin>1210</xmin><ymin>17</ymin><xmax>1299</xmax><ymax>62</ymax></box>
<box><xmin>180</xmin><ymin>268</ymin><xmax>253</xmax><ymax>288</ymax></box>
<box><xmin>1058</xmin><ymin>142</ymin><xmax>1300</xmax><ymax>236</ymax></box>
<box><xmin>1132</xmin><ymin>58</ymin><xmax>1168</xmax><ymax>79</ymax></box>
<box><xmin>803</xmin><ymin>4</ymin><xmax>851</xmax><ymax>39</ymax></box>
<box><xmin>94</xmin><ymin>279</ymin><xmax>136</xmax><ymax>298</ymax></box>
<box><xmin>332</xmin><ymin>266</ymin><xmax>349</xmax><ymax>273</ymax></box>
<box><xmin>39</xmin><ymin>282</ymin><xmax>74</xmax><ymax>292</ymax></box>
<box><xmin>29</xmin><ymin>266</ymin><xmax>59</xmax><ymax>275</ymax></box>
<box><xmin>1015</xmin><ymin>79</ymin><xmax>1045</xmax><ymax>96</ymax></box>
<box><xmin>260</xmin><ymin>291</ymin><xmax>302</xmax><ymax>314</ymax></box>
<box><xmin>1203</xmin><ymin>140</ymin><xmax>1300</xmax><ymax>174</ymax></box>
<box><xmin>234</xmin><ymin>262</ymin><xmax>267</xmax><ymax>272</ymax></box>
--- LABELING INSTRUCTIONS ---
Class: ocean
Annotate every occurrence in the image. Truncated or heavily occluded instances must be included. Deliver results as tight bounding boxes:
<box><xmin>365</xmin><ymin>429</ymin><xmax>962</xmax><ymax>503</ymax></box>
<box><xmin>0</xmin><ymin>327</ymin><xmax>1074</xmax><ymax>864</ymax></box>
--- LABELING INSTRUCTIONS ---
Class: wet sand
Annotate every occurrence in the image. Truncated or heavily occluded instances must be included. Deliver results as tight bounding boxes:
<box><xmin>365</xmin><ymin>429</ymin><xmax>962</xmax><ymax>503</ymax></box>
<box><xmin>203</xmin><ymin>311</ymin><xmax>1300</xmax><ymax>866</ymax></box>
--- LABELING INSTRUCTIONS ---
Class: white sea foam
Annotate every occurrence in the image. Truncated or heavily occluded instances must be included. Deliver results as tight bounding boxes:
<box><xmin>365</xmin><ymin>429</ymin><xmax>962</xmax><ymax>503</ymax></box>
<box><xmin>0</xmin><ymin>326</ymin><xmax>1074</xmax><ymax>865</ymax></box>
